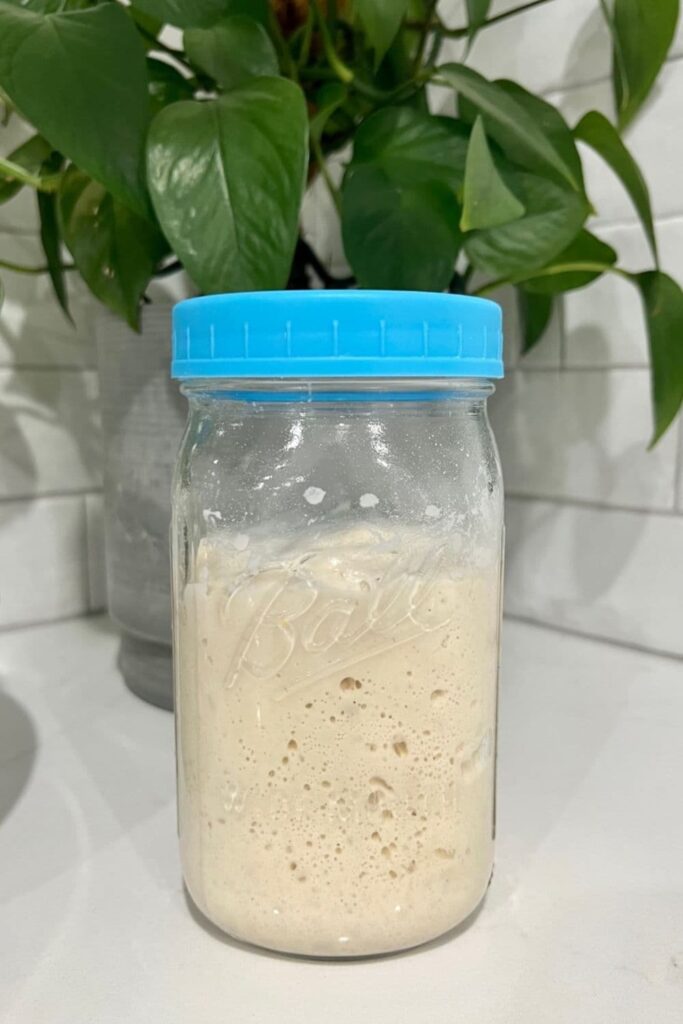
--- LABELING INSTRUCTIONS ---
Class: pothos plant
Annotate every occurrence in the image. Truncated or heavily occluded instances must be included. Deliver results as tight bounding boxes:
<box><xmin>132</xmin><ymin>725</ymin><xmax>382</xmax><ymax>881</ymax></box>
<box><xmin>0</xmin><ymin>0</ymin><xmax>681</xmax><ymax>442</ymax></box>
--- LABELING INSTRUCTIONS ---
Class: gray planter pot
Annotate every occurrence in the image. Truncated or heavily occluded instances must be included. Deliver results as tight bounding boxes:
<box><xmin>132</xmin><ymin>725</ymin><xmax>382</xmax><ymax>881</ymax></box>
<box><xmin>96</xmin><ymin>305</ymin><xmax>186</xmax><ymax>709</ymax></box>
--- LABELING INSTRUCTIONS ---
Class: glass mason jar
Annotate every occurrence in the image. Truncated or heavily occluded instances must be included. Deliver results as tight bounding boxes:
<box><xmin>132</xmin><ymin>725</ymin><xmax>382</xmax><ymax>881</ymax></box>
<box><xmin>171</xmin><ymin>291</ymin><xmax>504</xmax><ymax>958</ymax></box>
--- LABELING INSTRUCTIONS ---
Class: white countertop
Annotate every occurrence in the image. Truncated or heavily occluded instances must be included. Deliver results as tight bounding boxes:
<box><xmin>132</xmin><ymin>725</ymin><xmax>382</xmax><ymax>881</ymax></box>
<box><xmin>0</xmin><ymin>615</ymin><xmax>681</xmax><ymax>1023</ymax></box>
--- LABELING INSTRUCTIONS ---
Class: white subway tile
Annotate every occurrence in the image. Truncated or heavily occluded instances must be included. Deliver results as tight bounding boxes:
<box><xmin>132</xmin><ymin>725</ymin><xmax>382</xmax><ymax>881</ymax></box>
<box><xmin>0</xmin><ymin>234</ymin><xmax>97</xmax><ymax>368</ymax></box>
<box><xmin>563</xmin><ymin>218</ymin><xmax>683</xmax><ymax>368</ymax></box>
<box><xmin>467</xmin><ymin>0</ymin><xmax>610</xmax><ymax>97</ymax></box>
<box><xmin>0</xmin><ymin>368</ymin><xmax>102</xmax><ymax>500</ymax></box>
<box><xmin>552</xmin><ymin>62</ymin><xmax>683</xmax><ymax>223</ymax></box>
<box><xmin>504</xmin><ymin>497</ymin><xmax>683</xmax><ymax>657</ymax></box>
<box><xmin>672</xmin><ymin>24</ymin><xmax>683</xmax><ymax>58</ymax></box>
<box><xmin>0</xmin><ymin>496</ymin><xmax>89</xmax><ymax>627</ymax></box>
<box><xmin>562</xmin><ymin>224</ymin><xmax>649</xmax><ymax>368</ymax></box>
<box><xmin>490</xmin><ymin>369</ymin><xmax>678</xmax><ymax>510</ymax></box>
<box><xmin>85</xmin><ymin>493</ymin><xmax>107</xmax><ymax>613</ymax></box>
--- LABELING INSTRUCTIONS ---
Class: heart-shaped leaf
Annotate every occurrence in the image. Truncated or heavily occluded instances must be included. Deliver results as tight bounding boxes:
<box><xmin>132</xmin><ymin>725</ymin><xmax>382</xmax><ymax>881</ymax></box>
<box><xmin>59</xmin><ymin>167</ymin><xmax>168</xmax><ymax>328</ymax></box>
<box><xmin>352</xmin><ymin>106</ymin><xmax>469</xmax><ymax>190</ymax></box>
<box><xmin>2</xmin><ymin>0</ymin><xmax>91</xmax><ymax>10</ymax></box>
<box><xmin>437</xmin><ymin>64</ymin><xmax>582</xmax><ymax>192</ymax></box>
<box><xmin>601</xmin><ymin>0</ymin><xmax>679</xmax><ymax>130</ymax></box>
<box><xmin>465</xmin><ymin>172</ymin><xmax>589</xmax><ymax>279</ymax></box>
<box><xmin>521</xmin><ymin>230</ymin><xmax>617</xmax><ymax>293</ymax></box>
<box><xmin>147</xmin><ymin>78</ymin><xmax>308</xmax><ymax>293</ymax></box>
<box><xmin>342</xmin><ymin>107</ymin><xmax>466</xmax><ymax>290</ymax></box>
<box><xmin>355</xmin><ymin>0</ymin><xmax>411</xmax><ymax>66</ymax></box>
<box><xmin>343</xmin><ymin>166</ymin><xmax>462</xmax><ymax>291</ymax></box>
<box><xmin>635</xmin><ymin>270</ymin><xmax>683</xmax><ymax>445</ymax></box>
<box><xmin>0</xmin><ymin>3</ymin><xmax>151</xmax><ymax>217</ymax></box>
<box><xmin>466</xmin><ymin>0</ymin><xmax>492</xmax><ymax>33</ymax></box>
<box><xmin>460</xmin><ymin>116</ymin><xmax>525</xmax><ymax>231</ymax></box>
<box><xmin>491</xmin><ymin>80</ymin><xmax>585</xmax><ymax>193</ymax></box>
<box><xmin>131</xmin><ymin>0</ymin><xmax>268</xmax><ymax>29</ymax></box>
<box><xmin>185</xmin><ymin>16</ymin><xmax>278</xmax><ymax>90</ymax></box>
<box><xmin>574</xmin><ymin>109</ymin><xmax>657</xmax><ymax>262</ymax></box>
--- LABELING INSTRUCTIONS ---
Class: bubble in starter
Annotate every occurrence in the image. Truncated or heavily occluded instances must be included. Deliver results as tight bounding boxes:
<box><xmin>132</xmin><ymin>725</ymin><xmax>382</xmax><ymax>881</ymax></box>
<box><xmin>304</xmin><ymin>486</ymin><xmax>326</xmax><ymax>505</ymax></box>
<box><xmin>425</xmin><ymin>505</ymin><xmax>441</xmax><ymax>519</ymax></box>
<box><xmin>233</xmin><ymin>533</ymin><xmax>249</xmax><ymax>551</ymax></box>
<box><xmin>360</xmin><ymin>493</ymin><xmax>379</xmax><ymax>508</ymax></box>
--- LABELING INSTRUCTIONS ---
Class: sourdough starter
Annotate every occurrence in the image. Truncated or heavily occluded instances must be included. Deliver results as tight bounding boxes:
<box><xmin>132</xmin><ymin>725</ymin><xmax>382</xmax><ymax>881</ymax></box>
<box><xmin>175</xmin><ymin>525</ymin><xmax>500</xmax><ymax>956</ymax></box>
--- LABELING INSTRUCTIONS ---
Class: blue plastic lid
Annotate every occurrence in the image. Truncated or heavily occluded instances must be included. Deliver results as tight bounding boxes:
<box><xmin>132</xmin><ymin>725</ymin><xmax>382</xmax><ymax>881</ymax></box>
<box><xmin>172</xmin><ymin>290</ymin><xmax>503</xmax><ymax>380</ymax></box>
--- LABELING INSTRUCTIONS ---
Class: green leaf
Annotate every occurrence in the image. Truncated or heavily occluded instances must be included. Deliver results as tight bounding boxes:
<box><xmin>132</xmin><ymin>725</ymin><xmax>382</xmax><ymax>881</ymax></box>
<box><xmin>38</xmin><ymin>151</ymin><xmax>70</xmax><ymax>319</ymax></box>
<box><xmin>185</xmin><ymin>16</ymin><xmax>278</xmax><ymax>90</ymax></box>
<box><xmin>0</xmin><ymin>4</ymin><xmax>151</xmax><ymax>218</ymax></box>
<box><xmin>59</xmin><ymin>167</ymin><xmax>168</xmax><ymax>329</ymax></box>
<box><xmin>310</xmin><ymin>83</ymin><xmax>348</xmax><ymax>141</ymax></box>
<box><xmin>635</xmin><ymin>270</ymin><xmax>683</xmax><ymax>445</ymax></box>
<box><xmin>3</xmin><ymin>0</ymin><xmax>91</xmax><ymax>11</ymax></box>
<box><xmin>521</xmin><ymin>230</ymin><xmax>618</xmax><ymax>294</ymax></box>
<box><xmin>342</xmin><ymin>166</ymin><xmax>462</xmax><ymax>291</ymax></box>
<box><xmin>574</xmin><ymin>109</ymin><xmax>657</xmax><ymax>262</ymax></box>
<box><xmin>352</xmin><ymin>106</ymin><xmax>469</xmax><ymax>191</ymax></box>
<box><xmin>518</xmin><ymin>290</ymin><xmax>553</xmax><ymax>353</ymax></box>
<box><xmin>147</xmin><ymin>78</ymin><xmax>308</xmax><ymax>294</ymax></box>
<box><xmin>493</xmin><ymin>80</ymin><xmax>585</xmax><ymax>193</ymax></box>
<box><xmin>0</xmin><ymin>133</ymin><xmax>52</xmax><ymax>204</ymax></box>
<box><xmin>437</xmin><ymin>64</ymin><xmax>582</xmax><ymax>192</ymax></box>
<box><xmin>460</xmin><ymin>116</ymin><xmax>525</xmax><ymax>231</ymax></box>
<box><xmin>342</xmin><ymin>107</ymin><xmax>466</xmax><ymax>290</ymax></box>
<box><xmin>604</xmin><ymin>0</ymin><xmax>679</xmax><ymax>130</ymax></box>
<box><xmin>147</xmin><ymin>57</ymin><xmax>194</xmax><ymax>117</ymax></box>
<box><xmin>130</xmin><ymin>0</ymin><xmax>268</xmax><ymax>29</ymax></box>
<box><xmin>355</xmin><ymin>0</ymin><xmax>411</xmax><ymax>66</ymax></box>
<box><xmin>466</xmin><ymin>173</ymin><xmax>589</xmax><ymax>279</ymax></box>
<box><xmin>466</xmin><ymin>0</ymin><xmax>492</xmax><ymax>33</ymax></box>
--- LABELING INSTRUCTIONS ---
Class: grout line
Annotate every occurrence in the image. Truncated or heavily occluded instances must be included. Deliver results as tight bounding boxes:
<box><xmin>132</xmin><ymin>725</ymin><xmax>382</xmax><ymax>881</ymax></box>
<box><xmin>0</xmin><ymin>364</ymin><xmax>97</xmax><ymax>374</ymax></box>
<box><xmin>82</xmin><ymin>493</ymin><xmax>94</xmax><ymax>613</ymax></box>
<box><xmin>505</xmin><ymin>362</ymin><xmax>648</xmax><ymax>373</ymax></box>
<box><xmin>504</xmin><ymin>613</ymin><xmax>683</xmax><ymax>664</ymax></box>
<box><xmin>673</xmin><ymin>416</ymin><xmax>683</xmax><ymax>514</ymax></box>
<box><xmin>590</xmin><ymin>212</ymin><xmax>683</xmax><ymax>233</ymax></box>
<box><xmin>542</xmin><ymin>51</ymin><xmax>681</xmax><ymax>102</ymax></box>
<box><xmin>0</xmin><ymin>488</ymin><xmax>103</xmax><ymax>508</ymax></box>
<box><xmin>506</xmin><ymin>491</ymin><xmax>683</xmax><ymax>519</ymax></box>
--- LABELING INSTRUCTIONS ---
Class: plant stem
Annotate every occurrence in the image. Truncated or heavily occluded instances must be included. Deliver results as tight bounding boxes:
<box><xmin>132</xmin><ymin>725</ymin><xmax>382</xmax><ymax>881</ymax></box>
<box><xmin>297</xmin><ymin>7</ymin><xmax>314</xmax><ymax>70</ymax></box>
<box><xmin>310</xmin><ymin>0</ymin><xmax>354</xmax><ymax>84</ymax></box>
<box><xmin>268</xmin><ymin>7</ymin><xmax>299</xmax><ymax>81</ymax></box>
<box><xmin>0</xmin><ymin>257</ymin><xmax>75</xmax><ymax>274</ymax></box>
<box><xmin>473</xmin><ymin>262</ymin><xmax>633</xmax><ymax>296</ymax></box>
<box><xmin>311</xmin><ymin>134</ymin><xmax>342</xmax><ymax>214</ymax></box>
<box><xmin>0</xmin><ymin>157</ymin><xmax>62</xmax><ymax>193</ymax></box>
<box><xmin>407</xmin><ymin>0</ymin><xmax>558</xmax><ymax>40</ymax></box>
<box><xmin>412</xmin><ymin>0</ymin><xmax>438</xmax><ymax>72</ymax></box>
<box><xmin>294</xmin><ymin>237</ymin><xmax>355</xmax><ymax>289</ymax></box>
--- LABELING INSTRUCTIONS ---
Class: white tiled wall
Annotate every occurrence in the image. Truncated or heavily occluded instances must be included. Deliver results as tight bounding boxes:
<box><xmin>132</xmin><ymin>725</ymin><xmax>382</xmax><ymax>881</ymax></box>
<box><xmin>1</xmin><ymin>2</ymin><xmax>682</xmax><ymax>657</ymax></box>
<box><xmin>465</xmin><ymin>1</ymin><xmax>683</xmax><ymax>657</ymax></box>
<box><xmin>0</xmin><ymin>135</ymin><xmax>105</xmax><ymax>628</ymax></box>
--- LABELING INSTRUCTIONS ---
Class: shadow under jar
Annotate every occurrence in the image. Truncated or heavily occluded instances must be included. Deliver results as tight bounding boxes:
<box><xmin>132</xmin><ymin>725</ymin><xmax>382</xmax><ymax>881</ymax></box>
<box><xmin>171</xmin><ymin>291</ymin><xmax>504</xmax><ymax>958</ymax></box>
